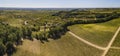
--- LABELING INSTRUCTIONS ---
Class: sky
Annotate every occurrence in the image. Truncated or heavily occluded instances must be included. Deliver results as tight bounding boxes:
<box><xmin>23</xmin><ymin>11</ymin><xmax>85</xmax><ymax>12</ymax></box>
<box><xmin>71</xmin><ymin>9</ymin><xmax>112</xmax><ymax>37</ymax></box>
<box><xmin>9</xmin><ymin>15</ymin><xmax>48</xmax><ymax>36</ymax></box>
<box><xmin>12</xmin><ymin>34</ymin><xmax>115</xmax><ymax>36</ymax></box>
<box><xmin>0</xmin><ymin>0</ymin><xmax>120</xmax><ymax>8</ymax></box>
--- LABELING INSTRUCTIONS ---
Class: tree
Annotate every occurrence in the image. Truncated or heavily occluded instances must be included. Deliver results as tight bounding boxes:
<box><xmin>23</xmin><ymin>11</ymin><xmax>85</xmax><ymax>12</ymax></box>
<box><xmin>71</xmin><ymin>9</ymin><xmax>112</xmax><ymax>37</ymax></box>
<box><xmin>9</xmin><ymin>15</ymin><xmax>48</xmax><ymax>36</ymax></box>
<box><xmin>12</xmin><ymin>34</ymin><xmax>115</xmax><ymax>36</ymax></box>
<box><xmin>15</xmin><ymin>29</ymin><xmax>23</xmax><ymax>45</ymax></box>
<box><xmin>6</xmin><ymin>42</ymin><xmax>16</xmax><ymax>55</ymax></box>
<box><xmin>0</xmin><ymin>43</ymin><xmax>6</xmax><ymax>56</ymax></box>
<box><xmin>27</xmin><ymin>27</ymin><xmax>33</xmax><ymax>40</ymax></box>
<box><xmin>34</xmin><ymin>34</ymin><xmax>39</xmax><ymax>40</ymax></box>
<box><xmin>7</xmin><ymin>33</ymin><xmax>17</xmax><ymax>43</ymax></box>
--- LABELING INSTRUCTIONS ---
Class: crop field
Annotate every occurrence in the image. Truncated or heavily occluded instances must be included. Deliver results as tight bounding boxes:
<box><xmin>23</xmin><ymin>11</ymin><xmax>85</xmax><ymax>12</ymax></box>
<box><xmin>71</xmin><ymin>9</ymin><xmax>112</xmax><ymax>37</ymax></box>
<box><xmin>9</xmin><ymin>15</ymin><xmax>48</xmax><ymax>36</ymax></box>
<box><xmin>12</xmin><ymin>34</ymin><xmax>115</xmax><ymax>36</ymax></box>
<box><xmin>112</xmin><ymin>32</ymin><xmax>120</xmax><ymax>47</ymax></box>
<box><xmin>68</xmin><ymin>18</ymin><xmax>120</xmax><ymax>47</ymax></box>
<box><xmin>106</xmin><ymin>49</ymin><xmax>120</xmax><ymax>56</ymax></box>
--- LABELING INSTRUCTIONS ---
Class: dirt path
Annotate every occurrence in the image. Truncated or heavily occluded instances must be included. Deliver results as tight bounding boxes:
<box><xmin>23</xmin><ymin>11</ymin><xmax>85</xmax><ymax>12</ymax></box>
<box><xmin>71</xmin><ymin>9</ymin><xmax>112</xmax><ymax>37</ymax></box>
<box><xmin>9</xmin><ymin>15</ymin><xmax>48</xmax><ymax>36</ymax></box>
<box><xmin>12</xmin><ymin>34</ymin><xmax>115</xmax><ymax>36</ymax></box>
<box><xmin>101</xmin><ymin>26</ymin><xmax>120</xmax><ymax>56</ymax></box>
<box><xmin>68</xmin><ymin>26</ymin><xmax>120</xmax><ymax>56</ymax></box>
<box><xmin>110</xmin><ymin>47</ymin><xmax>120</xmax><ymax>49</ymax></box>
<box><xmin>68</xmin><ymin>31</ymin><xmax>106</xmax><ymax>50</ymax></box>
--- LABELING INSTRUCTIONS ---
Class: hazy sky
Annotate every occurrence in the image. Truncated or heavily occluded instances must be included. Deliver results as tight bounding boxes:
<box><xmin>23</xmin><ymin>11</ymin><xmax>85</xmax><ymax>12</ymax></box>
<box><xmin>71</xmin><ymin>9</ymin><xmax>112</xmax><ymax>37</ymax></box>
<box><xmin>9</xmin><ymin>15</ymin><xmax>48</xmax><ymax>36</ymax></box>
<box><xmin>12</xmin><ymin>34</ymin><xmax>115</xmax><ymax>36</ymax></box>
<box><xmin>0</xmin><ymin>0</ymin><xmax>120</xmax><ymax>8</ymax></box>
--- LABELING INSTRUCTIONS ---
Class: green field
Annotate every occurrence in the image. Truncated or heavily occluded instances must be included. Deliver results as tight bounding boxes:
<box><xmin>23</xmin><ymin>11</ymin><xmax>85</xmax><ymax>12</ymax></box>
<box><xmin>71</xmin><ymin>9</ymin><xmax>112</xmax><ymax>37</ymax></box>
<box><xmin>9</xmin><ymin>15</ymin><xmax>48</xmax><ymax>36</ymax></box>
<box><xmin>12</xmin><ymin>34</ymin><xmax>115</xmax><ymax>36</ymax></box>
<box><xmin>112</xmin><ymin>32</ymin><xmax>120</xmax><ymax>47</ymax></box>
<box><xmin>106</xmin><ymin>49</ymin><xmax>120</xmax><ymax>56</ymax></box>
<box><xmin>13</xmin><ymin>39</ymin><xmax>41</xmax><ymax>56</ymax></box>
<box><xmin>68</xmin><ymin>18</ymin><xmax>120</xmax><ymax>47</ymax></box>
<box><xmin>13</xmin><ymin>32</ymin><xmax>103</xmax><ymax>56</ymax></box>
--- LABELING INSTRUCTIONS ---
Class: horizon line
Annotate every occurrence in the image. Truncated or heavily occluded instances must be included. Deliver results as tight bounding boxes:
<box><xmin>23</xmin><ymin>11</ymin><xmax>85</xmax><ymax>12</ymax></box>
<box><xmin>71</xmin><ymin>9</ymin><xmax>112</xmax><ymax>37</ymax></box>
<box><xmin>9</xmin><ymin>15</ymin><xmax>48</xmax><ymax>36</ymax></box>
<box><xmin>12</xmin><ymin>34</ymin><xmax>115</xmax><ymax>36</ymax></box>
<box><xmin>0</xmin><ymin>7</ymin><xmax>120</xmax><ymax>8</ymax></box>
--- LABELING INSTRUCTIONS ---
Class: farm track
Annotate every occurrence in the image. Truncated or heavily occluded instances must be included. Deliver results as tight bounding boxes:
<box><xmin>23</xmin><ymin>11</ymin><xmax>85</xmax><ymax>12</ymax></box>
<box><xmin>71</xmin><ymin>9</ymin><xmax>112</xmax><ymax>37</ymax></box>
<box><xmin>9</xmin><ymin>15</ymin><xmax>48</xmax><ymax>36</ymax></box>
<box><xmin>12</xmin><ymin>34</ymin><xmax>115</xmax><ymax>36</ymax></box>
<box><xmin>68</xmin><ymin>31</ymin><xmax>106</xmax><ymax>50</ymax></box>
<box><xmin>102</xmin><ymin>26</ymin><xmax>120</xmax><ymax>56</ymax></box>
<box><xmin>68</xmin><ymin>26</ymin><xmax>120</xmax><ymax>56</ymax></box>
<box><xmin>110</xmin><ymin>47</ymin><xmax>120</xmax><ymax>49</ymax></box>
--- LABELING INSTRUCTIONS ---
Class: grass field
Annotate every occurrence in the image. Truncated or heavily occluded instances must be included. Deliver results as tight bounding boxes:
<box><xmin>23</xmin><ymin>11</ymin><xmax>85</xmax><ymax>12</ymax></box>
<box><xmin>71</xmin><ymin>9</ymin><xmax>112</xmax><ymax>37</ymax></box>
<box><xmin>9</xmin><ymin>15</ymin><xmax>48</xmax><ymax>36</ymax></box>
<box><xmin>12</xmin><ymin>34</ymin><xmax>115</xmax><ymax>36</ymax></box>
<box><xmin>112</xmin><ymin>32</ymin><xmax>120</xmax><ymax>47</ymax></box>
<box><xmin>13</xmin><ymin>32</ymin><xmax>103</xmax><ymax>56</ymax></box>
<box><xmin>8</xmin><ymin>19</ymin><xmax>24</xmax><ymax>27</ymax></box>
<box><xmin>106</xmin><ymin>49</ymin><xmax>120</xmax><ymax>56</ymax></box>
<box><xmin>68</xmin><ymin>18</ymin><xmax>120</xmax><ymax>47</ymax></box>
<box><xmin>13</xmin><ymin>39</ymin><xmax>41</xmax><ymax>56</ymax></box>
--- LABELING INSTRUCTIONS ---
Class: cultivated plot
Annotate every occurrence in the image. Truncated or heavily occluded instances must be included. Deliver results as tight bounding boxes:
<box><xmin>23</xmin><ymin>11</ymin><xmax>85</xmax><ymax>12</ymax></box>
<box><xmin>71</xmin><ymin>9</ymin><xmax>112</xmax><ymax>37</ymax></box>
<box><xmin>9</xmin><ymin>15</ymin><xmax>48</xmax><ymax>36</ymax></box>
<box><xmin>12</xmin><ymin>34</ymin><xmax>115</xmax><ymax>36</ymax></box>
<box><xmin>112</xmin><ymin>32</ymin><xmax>120</xmax><ymax>47</ymax></box>
<box><xmin>68</xmin><ymin>18</ymin><xmax>120</xmax><ymax>47</ymax></box>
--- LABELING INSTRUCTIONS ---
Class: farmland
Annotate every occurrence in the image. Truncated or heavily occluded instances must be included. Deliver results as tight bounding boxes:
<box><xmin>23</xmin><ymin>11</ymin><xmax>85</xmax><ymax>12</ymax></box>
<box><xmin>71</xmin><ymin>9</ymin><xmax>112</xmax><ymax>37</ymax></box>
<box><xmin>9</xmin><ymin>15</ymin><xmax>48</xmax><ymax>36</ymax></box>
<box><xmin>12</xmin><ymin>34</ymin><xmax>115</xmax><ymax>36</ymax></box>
<box><xmin>68</xmin><ymin>18</ymin><xmax>120</xmax><ymax>47</ymax></box>
<box><xmin>112</xmin><ymin>32</ymin><xmax>120</xmax><ymax>47</ymax></box>
<box><xmin>106</xmin><ymin>49</ymin><xmax>120</xmax><ymax>56</ymax></box>
<box><xmin>0</xmin><ymin>8</ymin><xmax>120</xmax><ymax>56</ymax></box>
